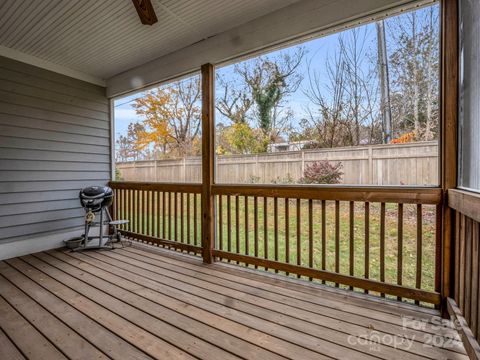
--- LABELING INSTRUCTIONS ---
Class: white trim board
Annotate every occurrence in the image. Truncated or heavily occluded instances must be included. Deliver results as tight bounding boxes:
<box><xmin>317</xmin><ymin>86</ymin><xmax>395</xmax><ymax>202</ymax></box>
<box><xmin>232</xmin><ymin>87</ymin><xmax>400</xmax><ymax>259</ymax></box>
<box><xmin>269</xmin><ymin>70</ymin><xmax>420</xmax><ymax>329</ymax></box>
<box><xmin>106</xmin><ymin>0</ymin><xmax>435</xmax><ymax>98</ymax></box>
<box><xmin>0</xmin><ymin>45</ymin><xmax>106</xmax><ymax>87</ymax></box>
<box><xmin>0</xmin><ymin>226</ymin><xmax>109</xmax><ymax>261</ymax></box>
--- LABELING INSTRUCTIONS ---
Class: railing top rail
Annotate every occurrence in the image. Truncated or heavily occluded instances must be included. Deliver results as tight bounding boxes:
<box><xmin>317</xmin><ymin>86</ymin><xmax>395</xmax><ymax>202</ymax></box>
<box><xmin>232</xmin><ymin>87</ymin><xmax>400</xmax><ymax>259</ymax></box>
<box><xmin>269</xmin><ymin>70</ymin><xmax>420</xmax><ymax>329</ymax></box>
<box><xmin>109</xmin><ymin>181</ymin><xmax>202</xmax><ymax>193</ymax></box>
<box><xmin>212</xmin><ymin>184</ymin><xmax>442</xmax><ymax>204</ymax></box>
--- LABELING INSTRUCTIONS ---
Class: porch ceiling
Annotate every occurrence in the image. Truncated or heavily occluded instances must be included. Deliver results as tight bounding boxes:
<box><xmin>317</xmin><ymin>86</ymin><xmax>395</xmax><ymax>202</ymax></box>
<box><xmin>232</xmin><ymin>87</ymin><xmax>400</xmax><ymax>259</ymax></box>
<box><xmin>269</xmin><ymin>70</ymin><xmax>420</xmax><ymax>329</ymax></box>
<box><xmin>0</xmin><ymin>0</ymin><xmax>299</xmax><ymax>80</ymax></box>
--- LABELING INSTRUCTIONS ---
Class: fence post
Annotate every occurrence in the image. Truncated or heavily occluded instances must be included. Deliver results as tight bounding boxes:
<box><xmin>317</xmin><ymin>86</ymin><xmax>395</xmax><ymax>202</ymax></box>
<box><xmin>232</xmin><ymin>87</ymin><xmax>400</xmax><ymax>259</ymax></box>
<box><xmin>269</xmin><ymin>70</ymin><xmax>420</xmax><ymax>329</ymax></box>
<box><xmin>368</xmin><ymin>146</ymin><xmax>373</xmax><ymax>184</ymax></box>
<box><xmin>154</xmin><ymin>160</ymin><xmax>157</xmax><ymax>181</ymax></box>
<box><xmin>201</xmin><ymin>63</ymin><xmax>215</xmax><ymax>264</ymax></box>
<box><xmin>301</xmin><ymin>151</ymin><xmax>305</xmax><ymax>176</ymax></box>
<box><xmin>183</xmin><ymin>157</ymin><xmax>187</xmax><ymax>182</ymax></box>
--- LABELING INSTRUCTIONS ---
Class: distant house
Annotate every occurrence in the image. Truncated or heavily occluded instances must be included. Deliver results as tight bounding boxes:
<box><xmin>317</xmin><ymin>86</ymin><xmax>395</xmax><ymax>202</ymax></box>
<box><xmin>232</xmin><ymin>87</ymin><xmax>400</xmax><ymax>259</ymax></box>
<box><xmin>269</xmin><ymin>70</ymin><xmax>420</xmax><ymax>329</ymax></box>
<box><xmin>267</xmin><ymin>140</ymin><xmax>317</xmax><ymax>153</ymax></box>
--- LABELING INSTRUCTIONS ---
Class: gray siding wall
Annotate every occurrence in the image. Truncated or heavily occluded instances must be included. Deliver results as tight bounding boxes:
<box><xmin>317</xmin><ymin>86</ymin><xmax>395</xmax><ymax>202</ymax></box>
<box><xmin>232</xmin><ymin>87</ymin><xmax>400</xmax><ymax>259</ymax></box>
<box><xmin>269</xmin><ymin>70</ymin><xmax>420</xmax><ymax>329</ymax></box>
<box><xmin>0</xmin><ymin>56</ymin><xmax>111</xmax><ymax>243</ymax></box>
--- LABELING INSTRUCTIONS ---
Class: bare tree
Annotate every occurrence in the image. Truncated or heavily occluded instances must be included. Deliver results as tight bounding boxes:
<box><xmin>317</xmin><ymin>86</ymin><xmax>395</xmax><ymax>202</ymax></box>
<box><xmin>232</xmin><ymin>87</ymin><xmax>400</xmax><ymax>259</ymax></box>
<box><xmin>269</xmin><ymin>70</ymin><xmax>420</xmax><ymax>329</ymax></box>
<box><xmin>304</xmin><ymin>51</ymin><xmax>348</xmax><ymax>148</ymax></box>
<box><xmin>236</xmin><ymin>48</ymin><xmax>305</xmax><ymax>141</ymax></box>
<box><xmin>303</xmin><ymin>29</ymin><xmax>380</xmax><ymax>148</ymax></box>
<box><xmin>340</xmin><ymin>27</ymin><xmax>380</xmax><ymax>145</ymax></box>
<box><xmin>388</xmin><ymin>6</ymin><xmax>439</xmax><ymax>141</ymax></box>
<box><xmin>215</xmin><ymin>74</ymin><xmax>253</xmax><ymax>124</ymax></box>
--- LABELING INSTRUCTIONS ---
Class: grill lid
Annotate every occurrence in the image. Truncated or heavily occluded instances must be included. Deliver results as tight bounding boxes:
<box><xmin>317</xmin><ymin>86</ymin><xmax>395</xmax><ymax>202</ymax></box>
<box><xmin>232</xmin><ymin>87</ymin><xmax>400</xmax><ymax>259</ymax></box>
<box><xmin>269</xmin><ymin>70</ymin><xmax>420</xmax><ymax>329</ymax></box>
<box><xmin>79</xmin><ymin>186</ymin><xmax>114</xmax><ymax>212</ymax></box>
<box><xmin>80</xmin><ymin>186</ymin><xmax>112</xmax><ymax>198</ymax></box>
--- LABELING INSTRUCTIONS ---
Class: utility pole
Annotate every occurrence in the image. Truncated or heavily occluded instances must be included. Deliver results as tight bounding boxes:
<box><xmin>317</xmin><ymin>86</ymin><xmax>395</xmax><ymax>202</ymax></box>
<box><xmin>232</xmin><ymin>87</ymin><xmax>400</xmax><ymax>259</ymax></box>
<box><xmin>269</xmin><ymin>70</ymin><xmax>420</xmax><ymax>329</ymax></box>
<box><xmin>376</xmin><ymin>20</ymin><xmax>393</xmax><ymax>143</ymax></box>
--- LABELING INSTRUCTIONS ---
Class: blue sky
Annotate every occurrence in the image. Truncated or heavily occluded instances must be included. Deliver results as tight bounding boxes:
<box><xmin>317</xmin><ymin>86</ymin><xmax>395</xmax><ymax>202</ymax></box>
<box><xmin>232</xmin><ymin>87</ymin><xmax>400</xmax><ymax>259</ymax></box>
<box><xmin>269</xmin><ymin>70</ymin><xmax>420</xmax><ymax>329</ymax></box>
<box><xmin>113</xmin><ymin>28</ymin><xmax>367</xmax><ymax>135</ymax></box>
<box><xmin>113</xmin><ymin>4</ymin><xmax>438</xmax><ymax>140</ymax></box>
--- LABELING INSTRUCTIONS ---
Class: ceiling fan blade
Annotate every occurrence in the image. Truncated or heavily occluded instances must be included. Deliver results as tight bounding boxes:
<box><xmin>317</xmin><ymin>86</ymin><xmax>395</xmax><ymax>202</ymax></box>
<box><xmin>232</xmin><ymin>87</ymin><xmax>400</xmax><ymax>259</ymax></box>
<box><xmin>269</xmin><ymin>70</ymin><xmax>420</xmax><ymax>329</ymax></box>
<box><xmin>131</xmin><ymin>0</ymin><xmax>158</xmax><ymax>25</ymax></box>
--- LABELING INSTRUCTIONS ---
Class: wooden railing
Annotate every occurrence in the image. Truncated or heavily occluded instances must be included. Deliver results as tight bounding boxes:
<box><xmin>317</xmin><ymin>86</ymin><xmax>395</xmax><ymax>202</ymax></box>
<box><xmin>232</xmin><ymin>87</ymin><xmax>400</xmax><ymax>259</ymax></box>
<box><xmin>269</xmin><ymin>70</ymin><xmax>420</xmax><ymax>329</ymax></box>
<box><xmin>212</xmin><ymin>184</ymin><xmax>443</xmax><ymax>305</ymax></box>
<box><xmin>110</xmin><ymin>181</ymin><xmax>203</xmax><ymax>255</ymax></box>
<box><xmin>110</xmin><ymin>181</ymin><xmax>443</xmax><ymax>305</ymax></box>
<box><xmin>448</xmin><ymin>189</ymin><xmax>480</xmax><ymax>357</ymax></box>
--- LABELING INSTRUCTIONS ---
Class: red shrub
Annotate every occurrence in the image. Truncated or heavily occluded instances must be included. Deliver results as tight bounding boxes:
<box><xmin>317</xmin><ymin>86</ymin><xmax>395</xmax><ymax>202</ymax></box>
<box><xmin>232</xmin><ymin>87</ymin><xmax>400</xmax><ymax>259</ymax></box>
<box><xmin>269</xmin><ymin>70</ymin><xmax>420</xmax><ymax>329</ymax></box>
<box><xmin>300</xmin><ymin>160</ymin><xmax>343</xmax><ymax>184</ymax></box>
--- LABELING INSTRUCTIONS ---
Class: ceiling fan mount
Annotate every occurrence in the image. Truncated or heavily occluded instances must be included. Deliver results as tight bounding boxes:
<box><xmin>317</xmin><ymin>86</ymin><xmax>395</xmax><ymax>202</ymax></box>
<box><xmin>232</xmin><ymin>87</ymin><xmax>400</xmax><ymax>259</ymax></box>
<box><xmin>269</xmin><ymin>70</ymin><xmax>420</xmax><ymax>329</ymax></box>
<box><xmin>131</xmin><ymin>0</ymin><xmax>158</xmax><ymax>25</ymax></box>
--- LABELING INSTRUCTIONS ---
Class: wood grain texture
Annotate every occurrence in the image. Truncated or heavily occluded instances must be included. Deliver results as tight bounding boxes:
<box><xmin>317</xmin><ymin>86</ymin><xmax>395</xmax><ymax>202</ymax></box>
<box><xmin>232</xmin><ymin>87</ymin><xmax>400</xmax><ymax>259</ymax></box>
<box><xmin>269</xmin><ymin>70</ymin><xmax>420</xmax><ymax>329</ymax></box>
<box><xmin>201</xmin><ymin>63</ymin><xmax>214</xmax><ymax>263</ymax></box>
<box><xmin>212</xmin><ymin>184</ymin><xmax>441</xmax><ymax>204</ymax></box>
<box><xmin>131</xmin><ymin>0</ymin><xmax>158</xmax><ymax>25</ymax></box>
<box><xmin>0</xmin><ymin>245</ymin><xmax>467</xmax><ymax>360</ymax></box>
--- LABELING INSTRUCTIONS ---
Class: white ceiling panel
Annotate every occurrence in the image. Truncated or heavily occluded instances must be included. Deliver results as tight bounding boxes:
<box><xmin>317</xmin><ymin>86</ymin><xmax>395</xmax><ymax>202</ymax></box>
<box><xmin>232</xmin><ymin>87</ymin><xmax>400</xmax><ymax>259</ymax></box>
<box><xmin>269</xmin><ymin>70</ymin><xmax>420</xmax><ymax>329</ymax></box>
<box><xmin>0</xmin><ymin>0</ymin><xmax>300</xmax><ymax>80</ymax></box>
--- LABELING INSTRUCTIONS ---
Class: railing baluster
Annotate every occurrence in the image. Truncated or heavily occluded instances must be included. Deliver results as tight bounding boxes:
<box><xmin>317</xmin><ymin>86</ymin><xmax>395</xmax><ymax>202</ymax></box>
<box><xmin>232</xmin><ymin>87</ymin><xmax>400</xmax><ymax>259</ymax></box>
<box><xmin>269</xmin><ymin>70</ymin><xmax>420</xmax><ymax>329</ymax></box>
<box><xmin>120</xmin><ymin>189</ymin><xmax>124</xmax><ymax>229</ymax></box>
<box><xmin>124</xmin><ymin>189</ymin><xmax>128</xmax><ymax>229</ymax></box>
<box><xmin>397</xmin><ymin>203</ymin><xmax>404</xmax><ymax>301</ymax></box>
<box><xmin>335</xmin><ymin>200</ymin><xmax>340</xmax><ymax>287</ymax></box>
<box><xmin>380</xmin><ymin>202</ymin><xmax>386</xmax><ymax>297</ymax></box>
<box><xmin>123</xmin><ymin>189</ymin><xmax>132</xmax><ymax>231</ymax></box>
<box><xmin>128</xmin><ymin>189</ymin><xmax>131</xmax><ymax>230</ymax></box>
<box><xmin>365</xmin><ymin>202</ymin><xmax>370</xmax><ymax>294</ymax></box>
<box><xmin>119</xmin><ymin>189</ymin><xmax>122</xmax><ymax>221</ymax></box>
<box><xmin>194</xmin><ymin>194</ymin><xmax>198</xmax><ymax>246</ymax></box>
<box><xmin>218</xmin><ymin>195</ymin><xmax>223</xmax><ymax>252</ymax></box>
<box><xmin>274</xmin><ymin>197</ymin><xmax>279</xmax><ymax>273</ymax></box>
<box><xmin>136</xmin><ymin>189</ymin><xmax>140</xmax><ymax>234</ymax></box>
<box><xmin>186</xmin><ymin>193</ymin><xmax>192</xmax><ymax>244</ymax></box>
<box><xmin>142</xmin><ymin>190</ymin><xmax>147</xmax><ymax>236</ymax></box>
<box><xmin>297</xmin><ymin>198</ymin><xmax>301</xmax><ymax>278</ymax></box>
<box><xmin>321</xmin><ymin>200</ymin><xmax>326</xmax><ymax>284</ymax></box>
<box><xmin>119</xmin><ymin>189</ymin><xmax>122</xmax><ymax>222</ymax></box>
<box><xmin>245</xmin><ymin>196</ymin><xmax>249</xmax><ymax>258</ymax></box>
<box><xmin>308</xmin><ymin>199</ymin><xmax>313</xmax><ymax>281</ymax></box>
<box><xmin>435</xmin><ymin>204</ymin><xmax>442</xmax><ymax>294</ymax></box>
<box><xmin>285</xmin><ymin>198</ymin><xmax>290</xmax><ymax>275</ymax></box>
<box><xmin>146</xmin><ymin>191</ymin><xmax>151</xmax><ymax>236</ymax></box>
<box><xmin>254</xmin><ymin>197</ymin><xmax>259</xmax><ymax>269</ymax></box>
<box><xmin>112</xmin><ymin>189</ymin><xmax>117</xmax><ymax>221</ymax></box>
<box><xmin>349</xmin><ymin>201</ymin><xmax>354</xmax><ymax>290</ymax></box>
<box><xmin>235</xmin><ymin>195</ymin><xmax>240</xmax><ymax>263</ymax></box>
<box><xmin>180</xmin><ymin>192</ymin><xmax>184</xmax><ymax>243</ymax></box>
<box><xmin>227</xmin><ymin>195</ymin><xmax>231</xmax><ymax>255</ymax></box>
<box><xmin>264</xmin><ymin>197</ymin><xmax>268</xmax><ymax>271</ymax></box>
<box><xmin>168</xmin><ymin>192</ymin><xmax>172</xmax><ymax>240</ymax></box>
<box><xmin>155</xmin><ymin>191</ymin><xmax>161</xmax><ymax>238</ymax></box>
<box><xmin>162</xmin><ymin>192</ymin><xmax>166</xmax><ymax>239</ymax></box>
<box><xmin>415</xmin><ymin>204</ymin><xmax>422</xmax><ymax>305</ymax></box>
<box><xmin>174</xmin><ymin>192</ymin><xmax>178</xmax><ymax>242</ymax></box>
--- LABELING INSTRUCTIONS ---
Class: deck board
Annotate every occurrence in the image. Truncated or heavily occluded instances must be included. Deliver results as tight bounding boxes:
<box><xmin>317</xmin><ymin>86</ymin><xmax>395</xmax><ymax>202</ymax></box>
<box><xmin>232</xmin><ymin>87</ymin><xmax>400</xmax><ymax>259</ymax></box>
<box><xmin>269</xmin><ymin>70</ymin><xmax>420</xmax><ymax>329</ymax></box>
<box><xmin>0</xmin><ymin>245</ymin><xmax>469</xmax><ymax>360</ymax></box>
<box><xmin>0</xmin><ymin>327</ymin><xmax>25</xmax><ymax>360</ymax></box>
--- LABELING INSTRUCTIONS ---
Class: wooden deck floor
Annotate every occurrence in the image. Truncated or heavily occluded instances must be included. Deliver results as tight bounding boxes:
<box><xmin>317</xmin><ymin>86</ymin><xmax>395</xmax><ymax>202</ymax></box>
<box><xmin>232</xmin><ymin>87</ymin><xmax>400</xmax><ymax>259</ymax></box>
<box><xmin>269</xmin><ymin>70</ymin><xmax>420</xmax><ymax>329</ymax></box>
<box><xmin>0</xmin><ymin>244</ymin><xmax>468</xmax><ymax>360</ymax></box>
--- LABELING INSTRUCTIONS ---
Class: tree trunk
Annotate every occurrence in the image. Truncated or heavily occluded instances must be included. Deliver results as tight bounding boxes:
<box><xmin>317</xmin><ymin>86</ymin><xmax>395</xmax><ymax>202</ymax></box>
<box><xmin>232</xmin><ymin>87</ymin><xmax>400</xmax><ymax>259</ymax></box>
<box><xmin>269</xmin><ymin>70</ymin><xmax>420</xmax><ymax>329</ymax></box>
<box><xmin>412</xmin><ymin>14</ymin><xmax>420</xmax><ymax>139</ymax></box>
<box><xmin>376</xmin><ymin>20</ymin><xmax>392</xmax><ymax>143</ymax></box>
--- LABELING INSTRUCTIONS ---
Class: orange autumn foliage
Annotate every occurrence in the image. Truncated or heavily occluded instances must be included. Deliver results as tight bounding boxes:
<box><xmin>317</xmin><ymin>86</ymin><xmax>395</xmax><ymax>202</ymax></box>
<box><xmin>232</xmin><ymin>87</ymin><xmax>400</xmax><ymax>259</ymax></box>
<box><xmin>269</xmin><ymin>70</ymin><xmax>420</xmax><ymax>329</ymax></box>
<box><xmin>390</xmin><ymin>132</ymin><xmax>415</xmax><ymax>144</ymax></box>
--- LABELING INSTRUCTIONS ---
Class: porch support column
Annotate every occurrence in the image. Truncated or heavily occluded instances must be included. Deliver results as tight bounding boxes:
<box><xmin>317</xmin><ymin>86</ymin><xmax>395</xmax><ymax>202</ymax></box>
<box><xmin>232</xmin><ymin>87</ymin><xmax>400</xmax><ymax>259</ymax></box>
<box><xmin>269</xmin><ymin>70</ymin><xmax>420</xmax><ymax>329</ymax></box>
<box><xmin>201</xmin><ymin>63</ymin><xmax>215</xmax><ymax>263</ymax></box>
<box><xmin>440</xmin><ymin>0</ymin><xmax>459</xmax><ymax>316</ymax></box>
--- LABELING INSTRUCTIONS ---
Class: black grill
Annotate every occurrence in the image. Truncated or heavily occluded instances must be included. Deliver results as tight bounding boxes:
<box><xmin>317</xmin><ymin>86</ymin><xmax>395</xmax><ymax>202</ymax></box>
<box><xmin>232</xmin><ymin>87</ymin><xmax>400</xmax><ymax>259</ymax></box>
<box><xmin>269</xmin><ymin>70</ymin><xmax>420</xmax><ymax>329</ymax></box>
<box><xmin>79</xmin><ymin>186</ymin><xmax>113</xmax><ymax>212</ymax></box>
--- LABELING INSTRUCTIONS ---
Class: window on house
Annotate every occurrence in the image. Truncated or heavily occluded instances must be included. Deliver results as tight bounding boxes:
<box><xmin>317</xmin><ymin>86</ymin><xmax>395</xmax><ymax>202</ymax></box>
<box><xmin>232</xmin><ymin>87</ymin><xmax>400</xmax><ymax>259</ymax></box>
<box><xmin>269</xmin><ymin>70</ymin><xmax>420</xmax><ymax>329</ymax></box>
<box><xmin>214</xmin><ymin>3</ymin><xmax>440</xmax><ymax>186</ymax></box>
<box><xmin>458</xmin><ymin>0</ymin><xmax>480</xmax><ymax>192</ymax></box>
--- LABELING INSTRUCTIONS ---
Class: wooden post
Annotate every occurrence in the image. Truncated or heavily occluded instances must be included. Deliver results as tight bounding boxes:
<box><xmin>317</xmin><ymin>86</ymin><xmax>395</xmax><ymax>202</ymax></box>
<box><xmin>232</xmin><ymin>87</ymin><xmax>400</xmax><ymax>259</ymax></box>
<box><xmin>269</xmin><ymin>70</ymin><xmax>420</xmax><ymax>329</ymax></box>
<box><xmin>440</xmin><ymin>0</ymin><xmax>458</xmax><ymax>316</ymax></box>
<box><xmin>201</xmin><ymin>63</ymin><xmax>215</xmax><ymax>264</ymax></box>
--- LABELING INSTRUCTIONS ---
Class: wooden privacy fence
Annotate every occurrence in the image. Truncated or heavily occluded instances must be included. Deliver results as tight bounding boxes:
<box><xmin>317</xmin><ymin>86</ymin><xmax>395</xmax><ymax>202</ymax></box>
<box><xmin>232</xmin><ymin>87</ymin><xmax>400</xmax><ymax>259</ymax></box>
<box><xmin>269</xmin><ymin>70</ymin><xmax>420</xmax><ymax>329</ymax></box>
<box><xmin>117</xmin><ymin>141</ymin><xmax>438</xmax><ymax>186</ymax></box>
<box><xmin>110</xmin><ymin>181</ymin><xmax>443</xmax><ymax>305</ymax></box>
